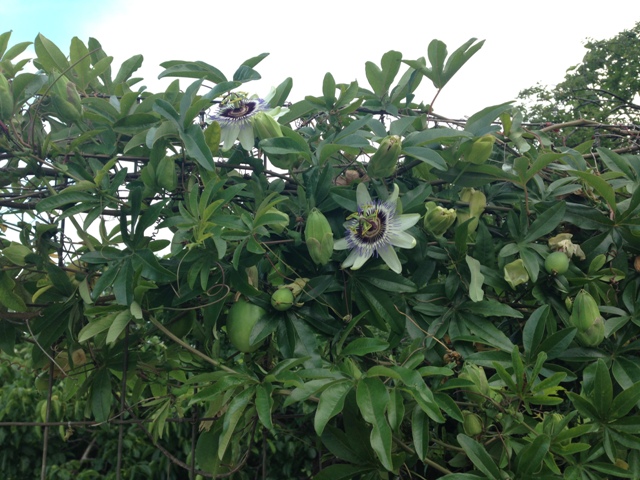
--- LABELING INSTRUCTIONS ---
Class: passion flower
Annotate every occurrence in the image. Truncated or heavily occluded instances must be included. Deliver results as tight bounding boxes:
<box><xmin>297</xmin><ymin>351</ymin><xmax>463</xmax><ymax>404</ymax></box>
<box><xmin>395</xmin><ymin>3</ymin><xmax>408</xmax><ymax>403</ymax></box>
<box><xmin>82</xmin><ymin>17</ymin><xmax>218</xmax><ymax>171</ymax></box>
<box><xmin>333</xmin><ymin>183</ymin><xmax>420</xmax><ymax>274</ymax></box>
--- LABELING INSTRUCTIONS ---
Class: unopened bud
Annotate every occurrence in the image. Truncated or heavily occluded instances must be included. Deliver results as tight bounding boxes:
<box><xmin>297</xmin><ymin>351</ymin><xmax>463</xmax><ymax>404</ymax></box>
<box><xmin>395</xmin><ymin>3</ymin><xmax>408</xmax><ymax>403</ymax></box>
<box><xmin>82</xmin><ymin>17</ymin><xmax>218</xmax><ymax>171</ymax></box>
<box><xmin>367</xmin><ymin>135</ymin><xmax>401</xmax><ymax>179</ymax></box>
<box><xmin>463</xmin><ymin>135</ymin><xmax>495</xmax><ymax>165</ymax></box>
<box><xmin>305</xmin><ymin>208</ymin><xmax>333</xmax><ymax>265</ymax></box>
<box><xmin>424</xmin><ymin>202</ymin><xmax>456</xmax><ymax>237</ymax></box>
<box><xmin>570</xmin><ymin>289</ymin><xmax>600</xmax><ymax>332</ymax></box>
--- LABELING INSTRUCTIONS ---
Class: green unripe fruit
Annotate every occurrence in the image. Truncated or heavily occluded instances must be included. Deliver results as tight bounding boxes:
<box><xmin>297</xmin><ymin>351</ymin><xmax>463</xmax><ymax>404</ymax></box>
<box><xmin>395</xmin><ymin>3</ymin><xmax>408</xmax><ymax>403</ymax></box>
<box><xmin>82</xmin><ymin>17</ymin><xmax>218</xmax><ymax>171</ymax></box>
<box><xmin>545</xmin><ymin>251</ymin><xmax>570</xmax><ymax>275</ymax></box>
<box><xmin>271</xmin><ymin>288</ymin><xmax>294</xmax><ymax>311</ymax></box>
<box><xmin>226</xmin><ymin>300</ymin><xmax>267</xmax><ymax>353</ymax></box>
<box><xmin>462</xmin><ymin>411</ymin><xmax>484</xmax><ymax>436</ymax></box>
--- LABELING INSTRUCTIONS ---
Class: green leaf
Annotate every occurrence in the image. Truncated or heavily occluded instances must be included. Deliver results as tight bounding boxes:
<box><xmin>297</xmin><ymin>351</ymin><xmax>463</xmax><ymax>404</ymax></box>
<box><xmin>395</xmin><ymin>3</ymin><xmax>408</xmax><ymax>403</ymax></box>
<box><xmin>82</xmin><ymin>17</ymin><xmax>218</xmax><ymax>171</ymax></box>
<box><xmin>91</xmin><ymin>369</ymin><xmax>112</xmax><ymax>423</ymax></box>
<box><xmin>181</xmin><ymin>123</ymin><xmax>215</xmax><ymax>170</ymax></box>
<box><xmin>260</xmin><ymin>136</ymin><xmax>311</xmax><ymax>160</ymax></box>
<box><xmin>105</xmin><ymin>310</ymin><xmax>131</xmax><ymax>345</ymax></box>
<box><xmin>515</xmin><ymin>434</ymin><xmax>550</xmax><ymax>477</ymax></box>
<box><xmin>524</xmin><ymin>153</ymin><xmax>566</xmax><ymax>182</ymax></box>
<box><xmin>218</xmin><ymin>386</ymin><xmax>254</xmax><ymax>460</ymax></box>
<box><xmin>255</xmin><ymin>384</ymin><xmax>274</xmax><ymax>431</ymax></box>
<box><xmin>365</xmin><ymin>50</ymin><xmax>402</xmax><ymax>97</ymax></box>
<box><xmin>591</xmin><ymin>358</ymin><xmax>613</xmax><ymax>420</ymax></box>
<box><xmin>523</xmin><ymin>201</ymin><xmax>566</xmax><ymax>243</ymax></box>
<box><xmin>457</xmin><ymin>434</ymin><xmax>501</xmax><ymax>480</ymax></box>
<box><xmin>360</xmin><ymin>269</ymin><xmax>417</xmax><ymax>293</ymax></box>
<box><xmin>313</xmin><ymin>464</ymin><xmax>373</xmax><ymax>480</ymax></box>
<box><xmin>566</xmin><ymin>392</ymin><xmax>599</xmax><ymax>420</ymax></box>
<box><xmin>314</xmin><ymin>380</ymin><xmax>353</xmax><ymax>436</ymax></box>
<box><xmin>412</xmin><ymin>405</ymin><xmax>430</xmax><ymax>460</ymax></box>
<box><xmin>610</xmin><ymin>381</ymin><xmax>640</xmax><ymax>420</ymax></box>
<box><xmin>78</xmin><ymin>311</ymin><xmax>119</xmax><ymax>343</ymax></box>
<box><xmin>465</xmin><ymin>255</ymin><xmax>484</xmax><ymax>302</ymax></box>
<box><xmin>464</xmin><ymin>102</ymin><xmax>513</xmax><ymax>136</ymax></box>
<box><xmin>36</xmin><ymin>191</ymin><xmax>97</xmax><ymax>212</ymax></box>
<box><xmin>570</xmin><ymin>170</ymin><xmax>617</xmax><ymax>212</ymax></box>
<box><xmin>403</xmin><ymin>146</ymin><xmax>448</xmax><ymax>171</ymax></box>
<box><xmin>114</xmin><ymin>54</ymin><xmax>143</xmax><ymax>85</ymax></box>
<box><xmin>0</xmin><ymin>270</ymin><xmax>26</xmax><ymax>312</ymax></box>
<box><xmin>341</xmin><ymin>338</ymin><xmax>390</xmax><ymax>357</ymax></box>
<box><xmin>522</xmin><ymin>305</ymin><xmax>548</xmax><ymax>359</ymax></box>
<box><xmin>463</xmin><ymin>299</ymin><xmax>523</xmax><ymax>318</ymax></box>
<box><xmin>34</xmin><ymin>33</ymin><xmax>70</xmax><ymax>74</ymax></box>
<box><xmin>158</xmin><ymin>60</ymin><xmax>226</xmax><ymax>83</ymax></box>
<box><xmin>356</xmin><ymin>377</ymin><xmax>393</xmax><ymax>471</ymax></box>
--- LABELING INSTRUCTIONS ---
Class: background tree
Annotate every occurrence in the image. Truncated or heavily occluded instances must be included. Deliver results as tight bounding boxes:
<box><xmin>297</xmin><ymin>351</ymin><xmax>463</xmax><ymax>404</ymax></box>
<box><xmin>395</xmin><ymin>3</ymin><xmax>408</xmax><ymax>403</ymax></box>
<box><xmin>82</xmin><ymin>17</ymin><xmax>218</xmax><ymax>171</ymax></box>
<box><xmin>518</xmin><ymin>21</ymin><xmax>640</xmax><ymax>149</ymax></box>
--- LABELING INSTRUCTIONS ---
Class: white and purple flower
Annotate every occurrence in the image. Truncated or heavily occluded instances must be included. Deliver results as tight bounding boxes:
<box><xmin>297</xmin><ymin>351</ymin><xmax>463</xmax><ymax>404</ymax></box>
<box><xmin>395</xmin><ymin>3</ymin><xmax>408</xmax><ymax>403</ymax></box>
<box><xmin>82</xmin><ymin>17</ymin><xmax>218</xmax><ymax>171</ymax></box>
<box><xmin>209</xmin><ymin>90</ymin><xmax>288</xmax><ymax>152</ymax></box>
<box><xmin>334</xmin><ymin>183</ymin><xmax>420</xmax><ymax>273</ymax></box>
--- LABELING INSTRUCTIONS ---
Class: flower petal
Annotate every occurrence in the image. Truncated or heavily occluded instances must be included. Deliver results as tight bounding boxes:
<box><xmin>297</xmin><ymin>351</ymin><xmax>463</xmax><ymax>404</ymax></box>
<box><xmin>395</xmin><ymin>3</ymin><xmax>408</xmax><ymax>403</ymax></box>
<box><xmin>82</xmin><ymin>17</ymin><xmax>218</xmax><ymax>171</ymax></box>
<box><xmin>356</xmin><ymin>182</ymin><xmax>372</xmax><ymax>206</ymax></box>
<box><xmin>220</xmin><ymin>124</ymin><xmax>240</xmax><ymax>151</ymax></box>
<box><xmin>238</xmin><ymin>126</ymin><xmax>255</xmax><ymax>151</ymax></box>
<box><xmin>397</xmin><ymin>213</ymin><xmax>420</xmax><ymax>230</ymax></box>
<box><xmin>350</xmin><ymin>249</ymin><xmax>372</xmax><ymax>270</ymax></box>
<box><xmin>387</xmin><ymin>184</ymin><xmax>400</xmax><ymax>204</ymax></box>
<box><xmin>389</xmin><ymin>230</ymin><xmax>416</xmax><ymax>249</ymax></box>
<box><xmin>334</xmin><ymin>238</ymin><xmax>350</xmax><ymax>250</ymax></box>
<box><xmin>377</xmin><ymin>244</ymin><xmax>402</xmax><ymax>273</ymax></box>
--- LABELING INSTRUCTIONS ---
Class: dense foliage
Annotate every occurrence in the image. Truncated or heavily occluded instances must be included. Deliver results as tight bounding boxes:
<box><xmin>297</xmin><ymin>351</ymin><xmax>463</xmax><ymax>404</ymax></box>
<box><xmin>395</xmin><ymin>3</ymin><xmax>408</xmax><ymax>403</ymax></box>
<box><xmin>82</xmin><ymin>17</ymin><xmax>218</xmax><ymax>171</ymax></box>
<box><xmin>2</xmin><ymin>29</ymin><xmax>640</xmax><ymax>479</ymax></box>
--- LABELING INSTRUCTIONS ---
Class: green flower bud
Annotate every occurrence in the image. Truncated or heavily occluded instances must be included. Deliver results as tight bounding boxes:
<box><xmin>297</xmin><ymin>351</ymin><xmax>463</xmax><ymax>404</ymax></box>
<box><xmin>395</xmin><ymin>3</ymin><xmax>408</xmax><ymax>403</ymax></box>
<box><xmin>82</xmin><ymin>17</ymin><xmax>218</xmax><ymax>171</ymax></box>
<box><xmin>462</xmin><ymin>411</ymin><xmax>484</xmax><ymax>436</ymax></box>
<box><xmin>253</xmin><ymin>111</ymin><xmax>283</xmax><ymax>141</ymax></box>
<box><xmin>504</xmin><ymin>259</ymin><xmax>529</xmax><ymax>289</ymax></box>
<box><xmin>424</xmin><ymin>202</ymin><xmax>457</xmax><ymax>237</ymax></box>
<box><xmin>570</xmin><ymin>289</ymin><xmax>600</xmax><ymax>331</ymax></box>
<box><xmin>575</xmin><ymin>315</ymin><xmax>605</xmax><ymax>347</ymax></box>
<box><xmin>0</xmin><ymin>73</ymin><xmax>14</xmax><ymax>122</ymax></box>
<box><xmin>459</xmin><ymin>364</ymin><xmax>490</xmax><ymax>405</ymax></box>
<box><xmin>457</xmin><ymin>188</ymin><xmax>486</xmax><ymax>233</ymax></box>
<box><xmin>464</xmin><ymin>135</ymin><xmax>495</xmax><ymax>165</ymax></box>
<box><xmin>367</xmin><ymin>135</ymin><xmax>401</xmax><ymax>179</ymax></box>
<box><xmin>304</xmin><ymin>208</ymin><xmax>333</xmax><ymax>265</ymax></box>
<box><xmin>66</xmin><ymin>82</ymin><xmax>83</xmax><ymax>114</ymax></box>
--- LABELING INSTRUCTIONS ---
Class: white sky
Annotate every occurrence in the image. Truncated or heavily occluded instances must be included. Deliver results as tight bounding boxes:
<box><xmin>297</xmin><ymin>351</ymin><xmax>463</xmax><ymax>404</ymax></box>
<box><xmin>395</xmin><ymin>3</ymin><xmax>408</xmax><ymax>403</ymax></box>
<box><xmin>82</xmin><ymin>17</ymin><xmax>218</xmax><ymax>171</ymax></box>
<box><xmin>2</xmin><ymin>0</ymin><xmax>640</xmax><ymax>117</ymax></box>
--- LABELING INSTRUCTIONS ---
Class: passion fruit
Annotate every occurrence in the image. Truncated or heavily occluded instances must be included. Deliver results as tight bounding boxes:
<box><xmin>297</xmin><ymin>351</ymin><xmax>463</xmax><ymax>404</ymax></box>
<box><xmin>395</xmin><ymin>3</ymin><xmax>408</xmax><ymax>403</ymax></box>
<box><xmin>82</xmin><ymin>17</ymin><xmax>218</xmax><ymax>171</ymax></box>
<box><xmin>271</xmin><ymin>288</ymin><xmax>294</xmax><ymax>311</ymax></box>
<box><xmin>545</xmin><ymin>251</ymin><xmax>570</xmax><ymax>275</ymax></box>
<box><xmin>226</xmin><ymin>300</ymin><xmax>267</xmax><ymax>353</ymax></box>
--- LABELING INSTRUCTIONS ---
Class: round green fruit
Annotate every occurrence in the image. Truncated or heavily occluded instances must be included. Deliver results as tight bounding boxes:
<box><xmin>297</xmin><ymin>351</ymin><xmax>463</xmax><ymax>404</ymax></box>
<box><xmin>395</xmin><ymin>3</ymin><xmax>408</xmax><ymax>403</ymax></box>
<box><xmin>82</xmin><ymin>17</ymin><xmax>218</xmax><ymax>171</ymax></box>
<box><xmin>271</xmin><ymin>288</ymin><xmax>294</xmax><ymax>311</ymax></box>
<box><xmin>226</xmin><ymin>300</ymin><xmax>267</xmax><ymax>353</ymax></box>
<box><xmin>545</xmin><ymin>251</ymin><xmax>570</xmax><ymax>275</ymax></box>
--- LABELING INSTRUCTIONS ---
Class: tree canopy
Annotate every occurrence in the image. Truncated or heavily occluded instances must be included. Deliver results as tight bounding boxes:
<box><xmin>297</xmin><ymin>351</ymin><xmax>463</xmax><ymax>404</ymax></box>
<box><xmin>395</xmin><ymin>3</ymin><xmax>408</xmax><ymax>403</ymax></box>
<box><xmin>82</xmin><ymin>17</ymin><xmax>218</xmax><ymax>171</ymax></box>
<box><xmin>2</xmin><ymin>30</ymin><xmax>640</xmax><ymax>479</ymax></box>
<box><xmin>518</xmin><ymin>21</ymin><xmax>640</xmax><ymax>149</ymax></box>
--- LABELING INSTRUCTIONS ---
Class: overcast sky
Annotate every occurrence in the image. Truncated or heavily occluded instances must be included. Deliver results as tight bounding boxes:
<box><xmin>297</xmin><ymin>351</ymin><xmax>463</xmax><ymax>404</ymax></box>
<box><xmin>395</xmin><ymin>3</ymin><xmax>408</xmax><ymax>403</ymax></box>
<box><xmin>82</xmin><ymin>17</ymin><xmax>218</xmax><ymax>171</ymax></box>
<box><xmin>2</xmin><ymin>0</ymin><xmax>640</xmax><ymax>117</ymax></box>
